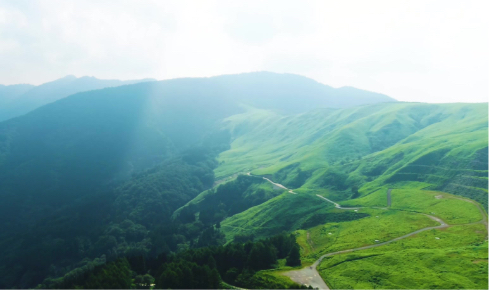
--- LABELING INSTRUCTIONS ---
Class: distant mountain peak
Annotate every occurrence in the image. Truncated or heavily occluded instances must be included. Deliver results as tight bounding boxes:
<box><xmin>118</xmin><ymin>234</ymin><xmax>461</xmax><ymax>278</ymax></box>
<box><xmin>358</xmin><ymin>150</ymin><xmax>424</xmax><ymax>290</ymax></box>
<box><xmin>60</xmin><ymin>75</ymin><xmax>77</xmax><ymax>80</ymax></box>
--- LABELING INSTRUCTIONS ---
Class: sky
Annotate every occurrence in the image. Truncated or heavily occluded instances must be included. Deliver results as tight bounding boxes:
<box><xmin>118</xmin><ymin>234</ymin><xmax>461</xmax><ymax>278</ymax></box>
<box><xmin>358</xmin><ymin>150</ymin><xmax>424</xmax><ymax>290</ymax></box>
<box><xmin>0</xmin><ymin>0</ymin><xmax>488</xmax><ymax>103</ymax></box>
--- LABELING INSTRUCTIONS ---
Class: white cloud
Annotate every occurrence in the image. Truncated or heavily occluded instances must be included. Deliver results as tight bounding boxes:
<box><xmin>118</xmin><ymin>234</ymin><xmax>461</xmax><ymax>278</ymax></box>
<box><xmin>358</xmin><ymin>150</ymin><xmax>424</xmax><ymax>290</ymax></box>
<box><xmin>0</xmin><ymin>0</ymin><xmax>487</xmax><ymax>103</ymax></box>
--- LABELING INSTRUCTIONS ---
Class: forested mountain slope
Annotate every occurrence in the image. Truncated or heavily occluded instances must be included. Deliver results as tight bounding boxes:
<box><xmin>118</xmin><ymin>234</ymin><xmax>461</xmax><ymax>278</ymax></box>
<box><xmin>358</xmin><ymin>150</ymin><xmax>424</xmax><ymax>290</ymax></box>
<box><xmin>0</xmin><ymin>72</ymin><xmax>397</xmax><ymax>227</ymax></box>
<box><xmin>0</xmin><ymin>76</ymin><xmax>156</xmax><ymax>121</ymax></box>
<box><xmin>0</xmin><ymin>72</ymin><xmax>397</xmax><ymax>288</ymax></box>
<box><xmin>0</xmin><ymin>72</ymin><xmax>486</xmax><ymax>289</ymax></box>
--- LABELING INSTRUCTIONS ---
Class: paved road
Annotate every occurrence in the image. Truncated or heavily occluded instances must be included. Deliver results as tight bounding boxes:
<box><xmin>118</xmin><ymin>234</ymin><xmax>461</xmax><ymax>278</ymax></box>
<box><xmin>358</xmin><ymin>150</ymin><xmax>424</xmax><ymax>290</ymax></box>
<box><xmin>246</xmin><ymin>174</ymin><xmax>488</xmax><ymax>289</ymax></box>
<box><xmin>283</xmin><ymin>214</ymin><xmax>448</xmax><ymax>290</ymax></box>
<box><xmin>284</xmin><ymin>266</ymin><xmax>330</xmax><ymax>290</ymax></box>
<box><xmin>248</xmin><ymin>172</ymin><xmax>297</xmax><ymax>194</ymax></box>
<box><xmin>316</xmin><ymin>194</ymin><xmax>360</xmax><ymax>210</ymax></box>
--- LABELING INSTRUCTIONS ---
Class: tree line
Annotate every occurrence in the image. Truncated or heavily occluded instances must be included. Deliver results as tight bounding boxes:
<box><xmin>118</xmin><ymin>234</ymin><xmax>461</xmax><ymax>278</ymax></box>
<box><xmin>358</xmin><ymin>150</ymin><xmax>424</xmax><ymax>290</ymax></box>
<box><xmin>37</xmin><ymin>232</ymin><xmax>309</xmax><ymax>289</ymax></box>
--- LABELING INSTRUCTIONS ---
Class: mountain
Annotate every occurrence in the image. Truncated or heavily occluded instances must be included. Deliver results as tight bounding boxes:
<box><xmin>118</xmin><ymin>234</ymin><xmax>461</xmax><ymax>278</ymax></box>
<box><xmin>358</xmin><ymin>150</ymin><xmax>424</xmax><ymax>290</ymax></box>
<box><xmin>0</xmin><ymin>72</ymin><xmax>486</xmax><ymax>289</ymax></box>
<box><xmin>0</xmin><ymin>72</ymin><xmax>397</xmax><ymax>124</ymax></box>
<box><xmin>207</xmin><ymin>72</ymin><xmax>396</xmax><ymax>113</ymax></box>
<box><xmin>205</xmin><ymin>102</ymin><xmax>487</xmax><ymax>240</ymax></box>
<box><xmin>0</xmin><ymin>72</ymin><xmax>397</xmax><ymax>219</ymax></box>
<box><xmin>0</xmin><ymin>83</ymin><xmax>35</xmax><ymax>99</ymax></box>
<box><xmin>0</xmin><ymin>84</ymin><xmax>36</xmax><ymax>112</ymax></box>
<box><xmin>0</xmin><ymin>76</ymin><xmax>156</xmax><ymax>121</ymax></box>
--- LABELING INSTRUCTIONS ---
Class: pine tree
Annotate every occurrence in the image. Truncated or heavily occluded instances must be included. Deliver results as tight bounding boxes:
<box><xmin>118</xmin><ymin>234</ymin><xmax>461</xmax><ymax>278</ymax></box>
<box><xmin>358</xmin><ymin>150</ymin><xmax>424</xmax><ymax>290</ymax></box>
<box><xmin>286</xmin><ymin>244</ymin><xmax>301</xmax><ymax>266</ymax></box>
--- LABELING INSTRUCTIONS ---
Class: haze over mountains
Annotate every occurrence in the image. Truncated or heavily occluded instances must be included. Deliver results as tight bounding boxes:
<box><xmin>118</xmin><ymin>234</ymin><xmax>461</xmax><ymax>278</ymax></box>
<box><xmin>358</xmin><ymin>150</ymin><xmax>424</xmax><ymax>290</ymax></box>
<box><xmin>0</xmin><ymin>75</ymin><xmax>156</xmax><ymax>122</ymax></box>
<box><xmin>0</xmin><ymin>72</ymin><xmax>486</xmax><ymax>289</ymax></box>
<box><xmin>0</xmin><ymin>72</ymin><xmax>396</xmax><ymax>122</ymax></box>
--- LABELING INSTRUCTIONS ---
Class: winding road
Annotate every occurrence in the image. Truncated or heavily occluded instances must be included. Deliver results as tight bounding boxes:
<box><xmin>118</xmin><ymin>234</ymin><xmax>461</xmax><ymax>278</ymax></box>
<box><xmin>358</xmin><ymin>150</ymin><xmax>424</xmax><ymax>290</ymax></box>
<box><xmin>248</xmin><ymin>173</ymin><xmax>487</xmax><ymax>289</ymax></box>
<box><xmin>283</xmin><ymin>214</ymin><xmax>448</xmax><ymax>289</ymax></box>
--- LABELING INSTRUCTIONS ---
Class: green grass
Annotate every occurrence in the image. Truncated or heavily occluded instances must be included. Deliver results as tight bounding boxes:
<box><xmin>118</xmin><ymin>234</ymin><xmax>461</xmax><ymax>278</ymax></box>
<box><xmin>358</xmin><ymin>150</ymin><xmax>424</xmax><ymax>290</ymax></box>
<box><xmin>214</xmin><ymin>103</ymin><xmax>488</xmax><ymax>208</ymax></box>
<box><xmin>389</xmin><ymin>188</ymin><xmax>483</xmax><ymax>224</ymax></box>
<box><xmin>220</xmin><ymin>193</ymin><xmax>335</xmax><ymax>242</ymax></box>
<box><xmin>245</xmin><ymin>269</ymin><xmax>308</xmax><ymax>289</ymax></box>
<box><xmin>195</xmin><ymin>102</ymin><xmax>487</xmax><ymax>289</ymax></box>
<box><xmin>340</xmin><ymin>186</ymin><xmax>391</xmax><ymax>207</ymax></box>
<box><xmin>317</xmin><ymin>223</ymin><xmax>488</xmax><ymax>289</ymax></box>
<box><xmin>295</xmin><ymin>208</ymin><xmax>438</xmax><ymax>264</ymax></box>
<box><xmin>341</xmin><ymin>183</ymin><xmax>483</xmax><ymax>224</ymax></box>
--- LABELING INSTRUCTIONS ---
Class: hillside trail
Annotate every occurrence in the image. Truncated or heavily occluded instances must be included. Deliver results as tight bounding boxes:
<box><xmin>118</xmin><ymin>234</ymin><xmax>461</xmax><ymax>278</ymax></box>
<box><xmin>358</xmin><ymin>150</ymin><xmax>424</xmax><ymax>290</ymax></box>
<box><xmin>248</xmin><ymin>173</ymin><xmax>487</xmax><ymax>289</ymax></box>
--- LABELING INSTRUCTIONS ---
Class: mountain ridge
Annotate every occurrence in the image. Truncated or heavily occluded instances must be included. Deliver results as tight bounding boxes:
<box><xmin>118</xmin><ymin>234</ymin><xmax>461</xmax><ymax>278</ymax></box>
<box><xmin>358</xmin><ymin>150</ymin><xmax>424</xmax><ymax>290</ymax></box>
<box><xmin>0</xmin><ymin>72</ymin><xmax>397</xmax><ymax>122</ymax></box>
<box><xmin>0</xmin><ymin>76</ymin><xmax>157</xmax><ymax>121</ymax></box>
<box><xmin>0</xmin><ymin>72</ymin><xmax>486</xmax><ymax>289</ymax></box>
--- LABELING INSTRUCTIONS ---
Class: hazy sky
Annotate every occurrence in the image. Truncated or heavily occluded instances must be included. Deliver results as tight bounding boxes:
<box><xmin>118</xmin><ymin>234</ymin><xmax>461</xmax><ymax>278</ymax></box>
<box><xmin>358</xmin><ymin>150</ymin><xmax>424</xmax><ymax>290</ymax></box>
<box><xmin>0</xmin><ymin>0</ymin><xmax>488</xmax><ymax>103</ymax></box>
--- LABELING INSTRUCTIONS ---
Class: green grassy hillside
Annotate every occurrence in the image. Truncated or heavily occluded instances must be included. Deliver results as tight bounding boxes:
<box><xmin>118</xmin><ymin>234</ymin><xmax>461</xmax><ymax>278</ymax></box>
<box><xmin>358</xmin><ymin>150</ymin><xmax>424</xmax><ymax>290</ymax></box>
<box><xmin>317</xmin><ymin>223</ymin><xmax>487</xmax><ymax>289</ymax></box>
<box><xmin>172</xmin><ymin>175</ymin><xmax>284</xmax><ymax>224</ymax></box>
<box><xmin>215</xmin><ymin>103</ymin><xmax>488</xmax><ymax>209</ymax></box>
<box><xmin>0</xmin><ymin>73</ymin><xmax>486</xmax><ymax>289</ymax></box>
<box><xmin>220</xmin><ymin>191</ymin><xmax>374</xmax><ymax>242</ymax></box>
<box><xmin>203</xmin><ymin>102</ymin><xmax>488</xmax><ymax>289</ymax></box>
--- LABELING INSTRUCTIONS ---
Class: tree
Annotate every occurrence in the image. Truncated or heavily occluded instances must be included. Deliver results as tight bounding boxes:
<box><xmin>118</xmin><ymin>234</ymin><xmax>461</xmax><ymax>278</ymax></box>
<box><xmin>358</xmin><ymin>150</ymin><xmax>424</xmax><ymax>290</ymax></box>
<box><xmin>142</xmin><ymin>274</ymin><xmax>154</xmax><ymax>286</ymax></box>
<box><xmin>247</xmin><ymin>242</ymin><xmax>277</xmax><ymax>270</ymax></box>
<box><xmin>286</xmin><ymin>244</ymin><xmax>301</xmax><ymax>266</ymax></box>
<box><xmin>207</xmin><ymin>255</ymin><xmax>217</xmax><ymax>269</ymax></box>
<box><xmin>199</xmin><ymin>209</ymin><xmax>214</xmax><ymax>225</ymax></box>
<box><xmin>224</xmin><ymin>268</ymin><xmax>239</xmax><ymax>283</ymax></box>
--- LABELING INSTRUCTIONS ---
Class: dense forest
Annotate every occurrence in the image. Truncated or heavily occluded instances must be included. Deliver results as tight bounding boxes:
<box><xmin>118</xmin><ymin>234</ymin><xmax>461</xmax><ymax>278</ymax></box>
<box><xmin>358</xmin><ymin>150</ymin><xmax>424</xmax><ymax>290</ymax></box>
<box><xmin>0</xmin><ymin>145</ymin><xmax>227</xmax><ymax>288</ymax></box>
<box><xmin>36</xmin><ymin>232</ymin><xmax>309</xmax><ymax>289</ymax></box>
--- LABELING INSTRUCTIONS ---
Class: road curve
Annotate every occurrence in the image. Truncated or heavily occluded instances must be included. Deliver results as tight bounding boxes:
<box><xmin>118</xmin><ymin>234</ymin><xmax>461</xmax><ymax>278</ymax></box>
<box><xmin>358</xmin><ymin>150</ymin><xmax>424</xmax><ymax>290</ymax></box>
<box><xmin>246</xmin><ymin>173</ymin><xmax>486</xmax><ymax>289</ymax></box>
<box><xmin>283</xmin><ymin>213</ymin><xmax>448</xmax><ymax>289</ymax></box>
<box><xmin>453</xmin><ymin>196</ymin><xmax>488</xmax><ymax>231</ymax></box>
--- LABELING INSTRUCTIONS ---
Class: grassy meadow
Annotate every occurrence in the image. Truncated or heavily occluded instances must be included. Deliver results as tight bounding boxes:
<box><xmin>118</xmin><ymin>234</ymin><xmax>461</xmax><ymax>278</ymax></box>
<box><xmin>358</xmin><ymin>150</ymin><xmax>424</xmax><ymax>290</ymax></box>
<box><xmin>317</xmin><ymin>223</ymin><xmax>488</xmax><ymax>289</ymax></box>
<box><xmin>295</xmin><ymin>208</ymin><xmax>439</xmax><ymax>264</ymax></box>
